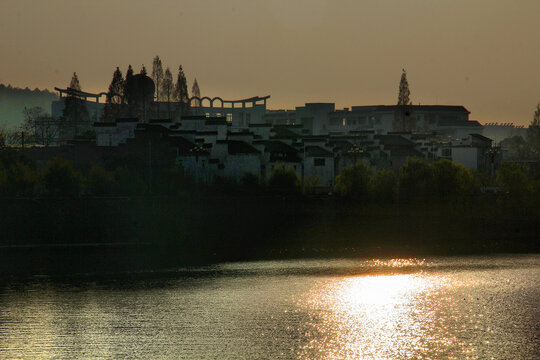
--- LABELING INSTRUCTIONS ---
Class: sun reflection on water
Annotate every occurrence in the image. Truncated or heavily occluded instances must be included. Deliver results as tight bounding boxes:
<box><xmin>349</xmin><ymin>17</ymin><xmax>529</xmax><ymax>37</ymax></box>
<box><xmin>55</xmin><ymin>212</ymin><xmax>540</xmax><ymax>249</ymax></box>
<box><xmin>297</xmin><ymin>269</ymin><xmax>457</xmax><ymax>360</ymax></box>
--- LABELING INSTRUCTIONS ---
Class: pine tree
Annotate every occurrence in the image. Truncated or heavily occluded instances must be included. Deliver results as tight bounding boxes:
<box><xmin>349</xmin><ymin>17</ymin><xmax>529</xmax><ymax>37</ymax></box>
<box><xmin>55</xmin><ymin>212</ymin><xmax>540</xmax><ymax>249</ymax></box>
<box><xmin>174</xmin><ymin>65</ymin><xmax>189</xmax><ymax>115</ymax></box>
<box><xmin>124</xmin><ymin>65</ymin><xmax>134</xmax><ymax>105</ymax></box>
<box><xmin>140</xmin><ymin>65</ymin><xmax>147</xmax><ymax>76</ymax></box>
<box><xmin>191</xmin><ymin>78</ymin><xmax>201</xmax><ymax>107</ymax></box>
<box><xmin>102</xmin><ymin>67</ymin><xmax>124</xmax><ymax>121</ymax></box>
<box><xmin>62</xmin><ymin>73</ymin><xmax>89</xmax><ymax>139</ymax></box>
<box><xmin>397</xmin><ymin>69</ymin><xmax>411</xmax><ymax>106</ymax></box>
<box><xmin>152</xmin><ymin>56</ymin><xmax>164</xmax><ymax>101</ymax></box>
<box><xmin>162</xmin><ymin>67</ymin><xmax>174</xmax><ymax>119</ymax></box>
<box><xmin>107</xmin><ymin>67</ymin><xmax>124</xmax><ymax>104</ymax></box>
<box><xmin>69</xmin><ymin>72</ymin><xmax>81</xmax><ymax>92</ymax></box>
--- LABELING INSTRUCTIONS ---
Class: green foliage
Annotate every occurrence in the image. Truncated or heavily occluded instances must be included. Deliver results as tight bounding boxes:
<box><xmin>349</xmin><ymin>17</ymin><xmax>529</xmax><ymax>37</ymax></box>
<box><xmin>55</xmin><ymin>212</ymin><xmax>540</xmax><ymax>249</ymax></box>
<box><xmin>398</xmin><ymin>157</ymin><xmax>434</xmax><ymax>202</ymax></box>
<box><xmin>86</xmin><ymin>165</ymin><xmax>115</xmax><ymax>196</ymax></box>
<box><xmin>496</xmin><ymin>162</ymin><xmax>531</xmax><ymax>198</ymax></box>
<box><xmin>42</xmin><ymin>158</ymin><xmax>82</xmax><ymax>197</ymax></box>
<box><xmin>369</xmin><ymin>169</ymin><xmax>397</xmax><ymax>202</ymax></box>
<box><xmin>303</xmin><ymin>175</ymin><xmax>323</xmax><ymax>195</ymax></box>
<box><xmin>268</xmin><ymin>164</ymin><xmax>300</xmax><ymax>191</ymax></box>
<box><xmin>334</xmin><ymin>161</ymin><xmax>372</xmax><ymax>200</ymax></box>
<box><xmin>114</xmin><ymin>167</ymin><xmax>147</xmax><ymax>196</ymax></box>
<box><xmin>5</xmin><ymin>161</ymin><xmax>38</xmax><ymax>196</ymax></box>
<box><xmin>432</xmin><ymin>159</ymin><xmax>475</xmax><ymax>199</ymax></box>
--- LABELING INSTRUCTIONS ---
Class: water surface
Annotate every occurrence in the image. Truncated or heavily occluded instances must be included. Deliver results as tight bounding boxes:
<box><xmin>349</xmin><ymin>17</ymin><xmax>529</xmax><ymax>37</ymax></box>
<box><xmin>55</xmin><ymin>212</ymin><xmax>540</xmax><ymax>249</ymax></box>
<box><xmin>0</xmin><ymin>255</ymin><xmax>538</xmax><ymax>359</ymax></box>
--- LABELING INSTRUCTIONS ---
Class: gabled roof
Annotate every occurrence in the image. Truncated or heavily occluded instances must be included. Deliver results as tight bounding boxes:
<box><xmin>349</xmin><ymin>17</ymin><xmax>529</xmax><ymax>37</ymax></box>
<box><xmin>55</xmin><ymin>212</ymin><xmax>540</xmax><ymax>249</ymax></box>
<box><xmin>470</xmin><ymin>133</ymin><xmax>493</xmax><ymax>142</ymax></box>
<box><xmin>258</xmin><ymin>140</ymin><xmax>299</xmax><ymax>154</ymax></box>
<box><xmin>225</xmin><ymin>140</ymin><xmax>260</xmax><ymax>155</ymax></box>
<box><xmin>350</xmin><ymin>105</ymin><xmax>470</xmax><ymax>113</ymax></box>
<box><xmin>270</xmin><ymin>127</ymin><xmax>301</xmax><ymax>140</ymax></box>
<box><xmin>305</xmin><ymin>146</ymin><xmax>333</xmax><ymax>157</ymax></box>
<box><xmin>438</xmin><ymin>119</ymin><xmax>482</xmax><ymax>127</ymax></box>
<box><xmin>374</xmin><ymin>134</ymin><xmax>415</xmax><ymax>147</ymax></box>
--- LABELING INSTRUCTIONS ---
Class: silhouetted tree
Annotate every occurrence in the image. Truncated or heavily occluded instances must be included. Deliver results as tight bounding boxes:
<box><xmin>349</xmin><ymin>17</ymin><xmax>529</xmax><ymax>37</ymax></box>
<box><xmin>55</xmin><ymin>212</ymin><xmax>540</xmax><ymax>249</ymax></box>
<box><xmin>175</xmin><ymin>65</ymin><xmax>190</xmax><ymax>115</ymax></box>
<box><xmin>62</xmin><ymin>73</ymin><xmax>89</xmax><ymax>140</ymax></box>
<box><xmin>140</xmin><ymin>65</ymin><xmax>147</xmax><ymax>76</ymax></box>
<box><xmin>102</xmin><ymin>67</ymin><xmax>124</xmax><ymax>122</ymax></box>
<box><xmin>527</xmin><ymin>103</ymin><xmax>540</xmax><ymax>157</ymax></box>
<box><xmin>334</xmin><ymin>161</ymin><xmax>372</xmax><ymax>201</ymax></box>
<box><xmin>69</xmin><ymin>72</ymin><xmax>81</xmax><ymax>91</ymax></box>
<box><xmin>124</xmin><ymin>64</ymin><xmax>134</xmax><ymax>105</ymax></box>
<box><xmin>162</xmin><ymin>67</ymin><xmax>174</xmax><ymax>119</ymax></box>
<box><xmin>191</xmin><ymin>78</ymin><xmax>201</xmax><ymax>107</ymax></box>
<box><xmin>152</xmin><ymin>56</ymin><xmax>164</xmax><ymax>102</ymax></box>
<box><xmin>397</xmin><ymin>69</ymin><xmax>411</xmax><ymax>106</ymax></box>
<box><xmin>22</xmin><ymin>106</ymin><xmax>58</xmax><ymax>146</ymax></box>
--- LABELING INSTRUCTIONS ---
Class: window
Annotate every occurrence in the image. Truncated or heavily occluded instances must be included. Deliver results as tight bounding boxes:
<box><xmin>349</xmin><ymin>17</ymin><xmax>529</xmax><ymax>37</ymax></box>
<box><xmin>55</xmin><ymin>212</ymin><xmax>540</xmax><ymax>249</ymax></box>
<box><xmin>342</xmin><ymin>118</ymin><xmax>346</xmax><ymax>126</ymax></box>
<box><xmin>314</xmin><ymin>158</ymin><xmax>326</xmax><ymax>166</ymax></box>
<box><xmin>226</xmin><ymin>113</ymin><xmax>233</xmax><ymax>123</ymax></box>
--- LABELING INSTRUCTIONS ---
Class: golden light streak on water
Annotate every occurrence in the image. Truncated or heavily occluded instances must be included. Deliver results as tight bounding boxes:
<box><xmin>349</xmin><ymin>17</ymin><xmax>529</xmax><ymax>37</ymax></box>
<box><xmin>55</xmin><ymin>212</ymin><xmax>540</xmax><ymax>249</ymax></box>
<box><xmin>297</xmin><ymin>272</ymin><xmax>461</xmax><ymax>360</ymax></box>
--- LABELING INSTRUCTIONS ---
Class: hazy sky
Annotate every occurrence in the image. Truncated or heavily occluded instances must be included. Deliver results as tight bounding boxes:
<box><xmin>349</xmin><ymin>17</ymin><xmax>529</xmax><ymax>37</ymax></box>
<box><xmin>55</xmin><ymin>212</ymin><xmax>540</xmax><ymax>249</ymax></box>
<box><xmin>1</xmin><ymin>0</ymin><xmax>539</xmax><ymax>125</ymax></box>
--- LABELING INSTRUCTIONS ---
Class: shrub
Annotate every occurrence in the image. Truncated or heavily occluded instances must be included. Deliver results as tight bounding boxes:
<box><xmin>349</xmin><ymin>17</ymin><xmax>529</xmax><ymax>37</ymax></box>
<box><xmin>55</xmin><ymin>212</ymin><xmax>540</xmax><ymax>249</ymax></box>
<box><xmin>86</xmin><ymin>165</ymin><xmax>114</xmax><ymax>196</ymax></box>
<box><xmin>369</xmin><ymin>169</ymin><xmax>397</xmax><ymax>203</ymax></box>
<box><xmin>41</xmin><ymin>158</ymin><xmax>82</xmax><ymax>197</ymax></box>
<box><xmin>334</xmin><ymin>161</ymin><xmax>372</xmax><ymax>200</ymax></box>
<box><xmin>268</xmin><ymin>164</ymin><xmax>300</xmax><ymax>192</ymax></box>
<box><xmin>398</xmin><ymin>157</ymin><xmax>434</xmax><ymax>202</ymax></box>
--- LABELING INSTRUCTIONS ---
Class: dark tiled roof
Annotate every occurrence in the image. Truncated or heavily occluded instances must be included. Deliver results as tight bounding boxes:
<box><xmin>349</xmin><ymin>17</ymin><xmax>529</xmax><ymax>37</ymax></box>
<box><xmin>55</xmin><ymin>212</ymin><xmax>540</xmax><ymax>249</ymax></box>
<box><xmin>149</xmin><ymin>119</ymin><xmax>173</xmax><ymax>123</ymax></box>
<box><xmin>438</xmin><ymin>119</ymin><xmax>482</xmax><ymax>127</ymax></box>
<box><xmin>351</xmin><ymin>105</ymin><xmax>470</xmax><ymax>113</ymax></box>
<box><xmin>374</xmin><ymin>135</ymin><xmax>415</xmax><ymax>146</ymax></box>
<box><xmin>94</xmin><ymin>122</ymin><xmax>116</xmax><ymax>127</ymax></box>
<box><xmin>305</xmin><ymin>146</ymin><xmax>333</xmax><ymax>157</ymax></box>
<box><xmin>226</xmin><ymin>140</ymin><xmax>260</xmax><ymax>155</ymax></box>
<box><xmin>205</xmin><ymin>118</ymin><xmax>228</xmax><ymax>126</ymax></box>
<box><xmin>270</xmin><ymin>127</ymin><xmax>301</xmax><ymax>139</ymax></box>
<box><xmin>470</xmin><ymin>133</ymin><xmax>493</xmax><ymax>142</ymax></box>
<box><xmin>248</xmin><ymin>123</ymin><xmax>273</xmax><ymax>128</ymax></box>
<box><xmin>260</xmin><ymin>140</ymin><xmax>298</xmax><ymax>154</ymax></box>
<box><xmin>116</xmin><ymin>118</ymin><xmax>139</xmax><ymax>123</ymax></box>
<box><xmin>391</xmin><ymin>148</ymin><xmax>425</xmax><ymax>157</ymax></box>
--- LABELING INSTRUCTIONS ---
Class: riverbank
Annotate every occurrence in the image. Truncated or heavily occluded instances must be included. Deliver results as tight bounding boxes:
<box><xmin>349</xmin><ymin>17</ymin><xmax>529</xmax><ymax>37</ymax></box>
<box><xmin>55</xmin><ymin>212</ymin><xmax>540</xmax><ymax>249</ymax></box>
<box><xmin>0</xmin><ymin>193</ymin><xmax>538</xmax><ymax>276</ymax></box>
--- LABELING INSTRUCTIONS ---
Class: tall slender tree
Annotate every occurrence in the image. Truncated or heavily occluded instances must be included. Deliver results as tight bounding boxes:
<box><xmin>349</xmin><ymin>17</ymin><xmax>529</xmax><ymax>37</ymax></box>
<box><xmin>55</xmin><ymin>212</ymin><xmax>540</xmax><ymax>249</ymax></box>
<box><xmin>107</xmin><ymin>67</ymin><xmax>124</xmax><ymax>104</ymax></box>
<box><xmin>69</xmin><ymin>72</ymin><xmax>81</xmax><ymax>92</ymax></box>
<box><xmin>191</xmin><ymin>78</ymin><xmax>201</xmax><ymax>107</ymax></box>
<box><xmin>152</xmin><ymin>56</ymin><xmax>164</xmax><ymax>101</ymax></box>
<box><xmin>62</xmin><ymin>73</ymin><xmax>89</xmax><ymax>139</ymax></box>
<box><xmin>124</xmin><ymin>64</ymin><xmax>134</xmax><ymax>104</ymax></box>
<box><xmin>140</xmin><ymin>65</ymin><xmax>147</xmax><ymax>76</ymax></box>
<box><xmin>174</xmin><ymin>65</ymin><xmax>189</xmax><ymax>115</ymax></box>
<box><xmin>102</xmin><ymin>67</ymin><xmax>124</xmax><ymax>121</ymax></box>
<box><xmin>397</xmin><ymin>69</ymin><xmax>411</xmax><ymax>106</ymax></box>
<box><xmin>162</xmin><ymin>67</ymin><xmax>174</xmax><ymax>119</ymax></box>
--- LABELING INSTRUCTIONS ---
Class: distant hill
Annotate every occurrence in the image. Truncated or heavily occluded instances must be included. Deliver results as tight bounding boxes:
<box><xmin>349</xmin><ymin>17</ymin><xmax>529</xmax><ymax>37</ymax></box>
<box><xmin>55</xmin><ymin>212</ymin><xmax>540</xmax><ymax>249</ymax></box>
<box><xmin>0</xmin><ymin>84</ymin><xmax>58</xmax><ymax>129</ymax></box>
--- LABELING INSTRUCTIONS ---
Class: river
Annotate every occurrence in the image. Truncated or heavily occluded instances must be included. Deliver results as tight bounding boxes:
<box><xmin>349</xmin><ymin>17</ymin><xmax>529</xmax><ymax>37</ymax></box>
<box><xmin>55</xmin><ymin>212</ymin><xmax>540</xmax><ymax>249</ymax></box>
<box><xmin>0</xmin><ymin>255</ymin><xmax>538</xmax><ymax>359</ymax></box>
